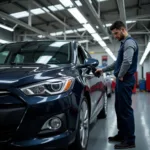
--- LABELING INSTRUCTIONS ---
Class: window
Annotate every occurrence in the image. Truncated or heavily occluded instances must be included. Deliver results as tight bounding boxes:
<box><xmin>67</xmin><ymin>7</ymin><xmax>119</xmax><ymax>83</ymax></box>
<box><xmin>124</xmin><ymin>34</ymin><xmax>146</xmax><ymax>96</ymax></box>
<box><xmin>0</xmin><ymin>41</ymin><xmax>72</xmax><ymax>65</ymax></box>
<box><xmin>0</xmin><ymin>51</ymin><xmax>9</xmax><ymax>64</ymax></box>
<box><xmin>77</xmin><ymin>46</ymin><xmax>87</xmax><ymax>64</ymax></box>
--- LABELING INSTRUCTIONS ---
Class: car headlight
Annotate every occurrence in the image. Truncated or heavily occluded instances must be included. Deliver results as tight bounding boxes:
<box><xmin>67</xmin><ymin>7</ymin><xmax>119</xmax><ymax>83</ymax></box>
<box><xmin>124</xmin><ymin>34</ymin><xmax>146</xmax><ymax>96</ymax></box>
<box><xmin>20</xmin><ymin>77</ymin><xmax>74</xmax><ymax>95</ymax></box>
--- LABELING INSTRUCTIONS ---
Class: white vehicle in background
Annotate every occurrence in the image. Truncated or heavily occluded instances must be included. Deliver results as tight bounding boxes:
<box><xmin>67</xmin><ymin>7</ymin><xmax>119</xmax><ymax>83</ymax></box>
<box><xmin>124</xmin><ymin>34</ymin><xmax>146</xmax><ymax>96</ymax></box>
<box><xmin>103</xmin><ymin>72</ymin><xmax>116</xmax><ymax>97</ymax></box>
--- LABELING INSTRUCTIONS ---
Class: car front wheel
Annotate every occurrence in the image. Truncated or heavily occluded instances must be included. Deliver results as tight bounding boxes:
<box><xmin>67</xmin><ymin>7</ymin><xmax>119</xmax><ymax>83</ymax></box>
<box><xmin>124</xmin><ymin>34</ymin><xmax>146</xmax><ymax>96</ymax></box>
<box><xmin>70</xmin><ymin>97</ymin><xmax>90</xmax><ymax>150</ymax></box>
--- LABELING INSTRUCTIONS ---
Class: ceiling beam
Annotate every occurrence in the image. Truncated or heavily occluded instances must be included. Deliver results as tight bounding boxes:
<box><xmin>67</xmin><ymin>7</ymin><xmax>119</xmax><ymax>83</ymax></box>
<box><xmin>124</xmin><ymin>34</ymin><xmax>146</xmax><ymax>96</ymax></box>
<box><xmin>0</xmin><ymin>10</ymin><xmax>56</xmax><ymax>39</ymax></box>
<box><xmin>14</xmin><ymin>2</ymin><xmax>48</xmax><ymax>24</ymax></box>
<box><xmin>129</xmin><ymin>31</ymin><xmax>150</xmax><ymax>35</ymax></box>
<box><xmin>33</xmin><ymin>0</ymin><xmax>69</xmax><ymax>29</ymax></box>
<box><xmin>116</xmin><ymin>0</ymin><xmax>127</xmax><ymax>28</ymax></box>
<box><xmin>80</xmin><ymin>0</ymin><xmax>112</xmax><ymax>43</ymax></box>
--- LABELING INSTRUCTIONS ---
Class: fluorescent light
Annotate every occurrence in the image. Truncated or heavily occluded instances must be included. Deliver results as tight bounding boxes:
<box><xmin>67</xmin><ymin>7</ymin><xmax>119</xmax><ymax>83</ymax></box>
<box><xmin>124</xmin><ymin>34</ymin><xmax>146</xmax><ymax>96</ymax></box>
<box><xmin>126</xmin><ymin>20</ymin><xmax>136</xmax><ymax>24</ymax></box>
<box><xmin>77</xmin><ymin>28</ymin><xmax>86</xmax><ymax>32</ymax></box>
<box><xmin>139</xmin><ymin>42</ymin><xmax>150</xmax><ymax>65</ymax></box>
<box><xmin>98</xmin><ymin>40</ymin><xmax>106</xmax><ymax>47</ymax></box>
<box><xmin>0</xmin><ymin>39</ymin><xmax>10</xmax><ymax>43</ymax></box>
<box><xmin>102</xmin><ymin>36</ymin><xmax>109</xmax><ymax>40</ymax></box>
<box><xmin>91</xmin><ymin>33</ymin><xmax>102</xmax><ymax>41</ymax></box>
<box><xmin>50</xmin><ymin>42</ymin><xmax>69</xmax><ymax>47</ymax></box>
<box><xmin>48</xmin><ymin>6</ymin><xmax>57</xmax><ymax>12</ymax></box>
<box><xmin>105</xmin><ymin>23</ymin><xmax>112</xmax><ymax>27</ymax></box>
<box><xmin>78</xmin><ymin>40</ymin><xmax>89</xmax><ymax>43</ymax></box>
<box><xmin>83</xmin><ymin>23</ymin><xmax>96</xmax><ymax>34</ymax></box>
<box><xmin>56</xmin><ymin>32</ymin><xmax>63</xmax><ymax>35</ymax></box>
<box><xmin>0</xmin><ymin>24</ymin><xmax>14</xmax><ymax>32</ymax></box>
<box><xmin>38</xmin><ymin>35</ymin><xmax>45</xmax><ymax>38</ymax></box>
<box><xmin>65</xmin><ymin>30</ymin><xmax>74</xmax><ymax>34</ymax></box>
<box><xmin>103</xmin><ymin>47</ymin><xmax>116</xmax><ymax>61</ymax></box>
<box><xmin>10</xmin><ymin>11</ymin><xmax>29</xmax><ymax>18</ymax></box>
<box><xmin>31</xmin><ymin>8</ymin><xmax>45</xmax><ymax>15</ymax></box>
<box><xmin>75</xmin><ymin>0</ymin><xmax>82</xmax><ymax>6</ymax></box>
<box><xmin>59</xmin><ymin>0</ymin><xmax>73</xmax><ymax>7</ymax></box>
<box><xmin>68</xmin><ymin>8</ymin><xmax>87</xmax><ymax>24</ymax></box>
<box><xmin>55</xmin><ymin>4</ymin><xmax>64</xmax><ymax>10</ymax></box>
<box><xmin>43</xmin><ymin>7</ymin><xmax>49</xmax><ymax>12</ymax></box>
<box><xmin>96</xmin><ymin>26</ymin><xmax>99</xmax><ymax>29</ymax></box>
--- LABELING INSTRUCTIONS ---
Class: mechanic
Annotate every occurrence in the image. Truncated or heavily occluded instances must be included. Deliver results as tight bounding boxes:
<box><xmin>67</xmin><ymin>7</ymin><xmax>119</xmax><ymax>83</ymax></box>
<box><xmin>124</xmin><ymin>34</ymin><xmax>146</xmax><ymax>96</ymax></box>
<box><xmin>95</xmin><ymin>21</ymin><xmax>138</xmax><ymax>149</ymax></box>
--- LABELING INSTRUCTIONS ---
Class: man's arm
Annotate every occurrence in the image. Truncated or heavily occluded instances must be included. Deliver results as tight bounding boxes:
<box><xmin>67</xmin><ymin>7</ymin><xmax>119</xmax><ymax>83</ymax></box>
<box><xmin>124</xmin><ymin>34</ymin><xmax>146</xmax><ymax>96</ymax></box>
<box><xmin>118</xmin><ymin>39</ymin><xmax>137</xmax><ymax>78</ymax></box>
<box><xmin>102</xmin><ymin>61</ymin><xmax>116</xmax><ymax>72</ymax></box>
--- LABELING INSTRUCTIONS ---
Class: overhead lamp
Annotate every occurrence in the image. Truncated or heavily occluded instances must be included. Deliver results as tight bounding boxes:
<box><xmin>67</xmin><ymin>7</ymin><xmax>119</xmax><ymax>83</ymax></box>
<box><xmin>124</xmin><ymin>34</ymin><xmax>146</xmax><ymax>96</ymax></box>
<box><xmin>38</xmin><ymin>35</ymin><xmax>45</xmax><ymax>38</ymax></box>
<box><xmin>103</xmin><ymin>47</ymin><xmax>116</xmax><ymax>61</ymax></box>
<box><xmin>68</xmin><ymin>8</ymin><xmax>87</xmax><ymax>24</ymax></box>
<box><xmin>83</xmin><ymin>24</ymin><xmax>96</xmax><ymax>34</ymax></box>
<box><xmin>139</xmin><ymin>42</ymin><xmax>150</xmax><ymax>65</ymax></box>
<box><xmin>98</xmin><ymin>40</ymin><xmax>107</xmax><ymax>47</ymax></box>
<box><xmin>31</xmin><ymin>8</ymin><xmax>45</xmax><ymax>15</ymax></box>
<box><xmin>91</xmin><ymin>33</ymin><xmax>102</xmax><ymax>41</ymax></box>
<box><xmin>0</xmin><ymin>39</ymin><xmax>10</xmax><ymax>43</ymax></box>
<box><xmin>126</xmin><ymin>20</ymin><xmax>136</xmax><ymax>24</ymax></box>
<box><xmin>59</xmin><ymin>0</ymin><xmax>73</xmax><ymax>7</ymax></box>
<box><xmin>10</xmin><ymin>11</ymin><xmax>29</xmax><ymax>18</ymax></box>
<box><xmin>102</xmin><ymin>36</ymin><xmax>109</xmax><ymax>40</ymax></box>
<box><xmin>65</xmin><ymin>30</ymin><xmax>74</xmax><ymax>34</ymax></box>
<box><xmin>75</xmin><ymin>0</ymin><xmax>82</xmax><ymax>6</ymax></box>
<box><xmin>0</xmin><ymin>24</ymin><xmax>14</xmax><ymax>32</ymax></box>
<box><xmin>55</xmin><ymin>4</ymin><xmax>64</xmax><ymax>10</ymax></box>
<box><xmin>48</xmin><ymin>6</ymin><xmax>57</xmax><ymax>12</ymax></box>
<box><xmin>78</xmin><ymin>40</ymin><xmax>89</xmax><ymax>43</ymax></box>
<box><xmin>77</xmin><ymin>28</ymin><xmax>86</xmax><ymax>32</ymax></box>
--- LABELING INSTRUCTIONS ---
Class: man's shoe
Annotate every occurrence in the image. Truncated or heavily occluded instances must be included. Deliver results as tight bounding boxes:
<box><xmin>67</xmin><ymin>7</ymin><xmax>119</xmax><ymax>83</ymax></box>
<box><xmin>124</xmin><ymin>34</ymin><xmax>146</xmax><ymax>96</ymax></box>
<box><xmin>114</xmin><ymin>141</ymin><xmax>135</xmax><ymax>149</ymax></box>
<box><xmin>108</xmin><ymin>135</ymin><xmax>124</xmax><ymax>142</ymax></box>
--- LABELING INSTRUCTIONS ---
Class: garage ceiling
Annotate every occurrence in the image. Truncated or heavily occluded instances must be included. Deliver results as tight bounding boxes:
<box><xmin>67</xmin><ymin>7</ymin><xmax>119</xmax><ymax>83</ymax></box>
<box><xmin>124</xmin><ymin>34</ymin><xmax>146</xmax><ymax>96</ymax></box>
<box><xmin>0</xmin><ymin>0</ymin><xmax>149</xmax><ymax>60</ymax></box>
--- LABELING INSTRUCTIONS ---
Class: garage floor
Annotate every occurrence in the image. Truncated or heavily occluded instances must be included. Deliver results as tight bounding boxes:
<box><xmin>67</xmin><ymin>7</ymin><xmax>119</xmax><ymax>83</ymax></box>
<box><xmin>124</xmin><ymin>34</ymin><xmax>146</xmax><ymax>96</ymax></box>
<box><xmin>88</xmin><ymin>92</ymin><xmax>150</xmax><ymax>150</ymax></box>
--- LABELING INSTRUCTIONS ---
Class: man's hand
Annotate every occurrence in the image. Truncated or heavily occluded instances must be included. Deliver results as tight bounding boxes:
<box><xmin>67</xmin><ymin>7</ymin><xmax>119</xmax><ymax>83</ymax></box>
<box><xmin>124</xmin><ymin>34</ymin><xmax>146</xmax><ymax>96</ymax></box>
<box><xmin>95</xmin><ymin>69</ymin><xmax>103</xmax><ymax>75</ymax></box>
<box><xmin>119</xmin><ymin>77</ymin><xmax>123</xmax><ymax>81</ymax></box>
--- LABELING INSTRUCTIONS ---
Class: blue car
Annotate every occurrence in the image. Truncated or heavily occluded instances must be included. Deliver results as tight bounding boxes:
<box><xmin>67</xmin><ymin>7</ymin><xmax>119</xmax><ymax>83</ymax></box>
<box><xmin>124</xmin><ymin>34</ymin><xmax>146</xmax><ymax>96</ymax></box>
<box><xmin>0</xmin><ymin>41</ymin><xmax>107</xmax><ymax>150</ymax></box>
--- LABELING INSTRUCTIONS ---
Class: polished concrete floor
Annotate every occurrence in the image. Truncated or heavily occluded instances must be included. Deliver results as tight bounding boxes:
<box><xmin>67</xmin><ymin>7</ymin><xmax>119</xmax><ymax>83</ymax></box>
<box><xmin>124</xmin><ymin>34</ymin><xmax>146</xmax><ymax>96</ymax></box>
<box><xmin>87</xmin><ymin>92</ymin><xmax>150</xmax><ymax>150</ymax></box>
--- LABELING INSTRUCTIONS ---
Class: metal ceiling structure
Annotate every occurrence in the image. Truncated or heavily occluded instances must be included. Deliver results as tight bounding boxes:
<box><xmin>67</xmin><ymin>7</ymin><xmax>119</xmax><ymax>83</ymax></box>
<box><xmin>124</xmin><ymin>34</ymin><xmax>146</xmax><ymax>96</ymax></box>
<box><xmin>0</xmin><ymin>0</ymin><xmax>150</xmax><ymax>61</ymax></box>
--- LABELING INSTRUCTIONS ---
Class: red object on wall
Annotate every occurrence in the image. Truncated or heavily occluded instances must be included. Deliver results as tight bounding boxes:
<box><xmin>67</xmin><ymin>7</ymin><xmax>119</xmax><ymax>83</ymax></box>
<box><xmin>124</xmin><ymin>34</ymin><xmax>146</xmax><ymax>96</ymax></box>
<box><xmin>146</xmin><ymin>72</ymin><xmax>150</xmax><ymax>91</ymax></box>
<box><xmin>135</xmin><ymin>72</ymin><xmax>138</xmax><ymax>87</ymax></box>
<box><xmin>132</xmin><ymin>73</ymin><xmax>137</xmax><ymax>93</ymax></box>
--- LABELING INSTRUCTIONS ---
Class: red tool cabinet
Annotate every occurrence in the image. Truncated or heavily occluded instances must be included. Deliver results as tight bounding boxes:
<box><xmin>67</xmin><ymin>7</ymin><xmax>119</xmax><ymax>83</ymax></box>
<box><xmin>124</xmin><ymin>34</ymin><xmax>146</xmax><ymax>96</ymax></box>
<box><xmin>146</xmin><ymin>72</ymin><xmax>150</xmax><ymax>91</ymax></box>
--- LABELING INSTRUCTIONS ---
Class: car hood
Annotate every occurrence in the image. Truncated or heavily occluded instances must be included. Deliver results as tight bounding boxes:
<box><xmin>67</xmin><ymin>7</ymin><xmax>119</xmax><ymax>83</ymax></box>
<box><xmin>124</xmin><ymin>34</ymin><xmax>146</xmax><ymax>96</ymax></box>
<box><xmin>0</xmin><ymin>64</ymin><xmax>74</xmax><ymax>89</ymax></box>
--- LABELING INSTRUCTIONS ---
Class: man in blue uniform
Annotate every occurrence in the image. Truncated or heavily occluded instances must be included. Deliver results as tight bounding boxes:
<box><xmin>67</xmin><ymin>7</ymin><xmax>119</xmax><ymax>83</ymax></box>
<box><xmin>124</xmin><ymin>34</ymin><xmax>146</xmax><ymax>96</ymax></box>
<box><xmin>95</xmin><ymin>21</ymin><xmax>138</xmax><ymax>149</ymax></box>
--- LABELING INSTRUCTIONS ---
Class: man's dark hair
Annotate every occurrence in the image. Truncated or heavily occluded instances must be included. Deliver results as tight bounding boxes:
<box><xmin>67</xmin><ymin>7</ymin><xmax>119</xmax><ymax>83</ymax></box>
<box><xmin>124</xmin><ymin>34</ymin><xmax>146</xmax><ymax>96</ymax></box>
<box><xmin>110</xmin><ymin>21</ymin><xmax>126</xmax><ymax>31</ymax></box>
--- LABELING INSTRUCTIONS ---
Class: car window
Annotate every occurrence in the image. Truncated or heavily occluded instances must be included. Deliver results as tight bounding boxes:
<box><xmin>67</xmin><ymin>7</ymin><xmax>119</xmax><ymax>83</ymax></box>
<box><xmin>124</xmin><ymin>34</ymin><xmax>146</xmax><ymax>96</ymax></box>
<box><xmin>0</xmin><ymin>51</ymin><xmax>9</xmax><ymax>64</ymax></box>
<box><xmin>77</xmin><ymin>46</ymin><xmax>87</xmax><ymax>64</ymax></box>
<box><xmin>0</xmin><ymin>41</ymin><xmax>71</xmax><ymax>65</ymax></box>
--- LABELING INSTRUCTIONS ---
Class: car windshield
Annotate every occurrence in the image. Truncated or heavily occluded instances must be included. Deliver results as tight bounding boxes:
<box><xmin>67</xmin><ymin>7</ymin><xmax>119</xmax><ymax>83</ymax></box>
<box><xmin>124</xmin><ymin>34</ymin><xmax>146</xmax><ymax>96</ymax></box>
<box><xmin>0</xmin><ymin>41</ymin><xmax>71</xmax><ymax>65</ymax></box>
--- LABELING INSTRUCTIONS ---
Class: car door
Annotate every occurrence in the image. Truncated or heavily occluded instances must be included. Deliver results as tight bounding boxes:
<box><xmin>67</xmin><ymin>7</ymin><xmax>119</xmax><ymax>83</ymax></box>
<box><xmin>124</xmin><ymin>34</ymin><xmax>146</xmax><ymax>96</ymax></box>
<box><xmin>77</xmin><ymin>46</ymin><xmax>104</xmax><ymax>120</ymax></box>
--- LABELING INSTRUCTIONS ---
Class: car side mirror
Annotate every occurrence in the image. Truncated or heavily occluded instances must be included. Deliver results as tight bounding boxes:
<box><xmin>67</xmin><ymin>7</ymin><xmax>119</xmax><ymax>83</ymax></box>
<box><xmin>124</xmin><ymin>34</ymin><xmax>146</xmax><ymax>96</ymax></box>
<box><xmin>77</xmin><ymin>58</ymin><xmax>99</xmax><ymax>68</ymax></box>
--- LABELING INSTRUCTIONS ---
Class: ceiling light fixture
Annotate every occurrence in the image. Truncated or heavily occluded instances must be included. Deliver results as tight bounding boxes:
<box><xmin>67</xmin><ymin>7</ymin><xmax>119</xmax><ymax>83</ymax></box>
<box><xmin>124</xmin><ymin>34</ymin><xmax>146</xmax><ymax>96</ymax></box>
<box><xmin>0</xmin><ymin>24</ymin><xmax>14</xmax><ymax>32</ymax></box>
<box><xmin>103</xmin><ymin>47</ymin><xmax>116</xmax><ymax>61</ymax></box>
<box><xmin>68</xmin><ymin>7</ymin><xmax>87</xmax><ymax>24</ymax></box>
<box><xmin>10</xmin><ymin>11</ymin><xmax>29</xmax><ymax>18</ymax></box>
<box><xmin>83</xmin><ymin>23</ymin><xmax>96</xmax><ymax>34</ymax></box>
<box><xmin>59</xmin><ymin>0</ymin><xmax>73</xmax><ymax>7</ymax></box>
<box><xmin>91</xmin><ymin>33</ymin><xmax>102</xmax><ymax>41</ymax></box>
<box><xmin>139</xmin><ymin>42</ymin><xmax>150</xmax><ymax>65</ymax></box>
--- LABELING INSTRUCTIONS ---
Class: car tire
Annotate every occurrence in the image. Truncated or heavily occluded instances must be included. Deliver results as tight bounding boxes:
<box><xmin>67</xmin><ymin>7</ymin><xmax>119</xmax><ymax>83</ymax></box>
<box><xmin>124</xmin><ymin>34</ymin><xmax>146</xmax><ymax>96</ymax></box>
<box><xmin>97</xmin><ymin>92</ymin><xmax>107</xmax><ymax>119</ymax></box>
<box><xmin>69</xmin><ymin>97</ymin><xmax>90</xmax><ymax>150</ymax></box>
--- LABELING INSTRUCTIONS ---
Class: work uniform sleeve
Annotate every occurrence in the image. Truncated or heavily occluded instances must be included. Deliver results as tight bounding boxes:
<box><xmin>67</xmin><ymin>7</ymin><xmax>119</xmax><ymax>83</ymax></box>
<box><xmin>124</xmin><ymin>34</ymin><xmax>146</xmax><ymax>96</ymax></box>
<box><xmin>118</xmin><ymin>40</ymin><xmax>137</xmax><ymax>78</ymax></box>
<box><xmin>102</xmin><ymin>61</ymin><xmax>116</xmax><ymax>72</ymax></box>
